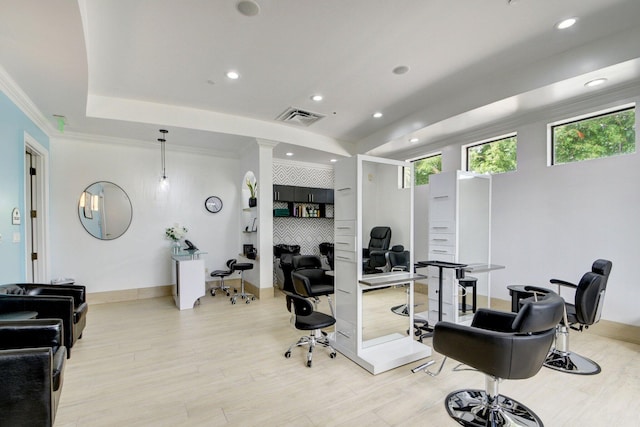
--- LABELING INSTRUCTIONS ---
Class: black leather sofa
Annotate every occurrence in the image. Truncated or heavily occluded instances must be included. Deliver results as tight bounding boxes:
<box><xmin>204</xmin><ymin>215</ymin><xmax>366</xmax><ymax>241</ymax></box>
<box><xmin>0</xmin><ymin>319</ymin><xmax>67</xmax><ymax>427</ymax></box>
<box><xmin>0</xmin><ymin>283</ymin><xmax>88</xmax><ymax>357</ymax></box>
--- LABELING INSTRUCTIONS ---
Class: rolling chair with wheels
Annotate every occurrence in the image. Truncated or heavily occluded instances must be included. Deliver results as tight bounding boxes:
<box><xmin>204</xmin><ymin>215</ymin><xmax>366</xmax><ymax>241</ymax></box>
<box><xmin>230</xmin><ymin>262</ymin><xmax>255</xmax><ymax>304</ymax></box>
<box><xmin>542</xmin><ymin>259</ymin><xmax>612</xmax><ymax>375</ymax></box>
<box><xmin>429</xmin><ymin>288</ymin><xmax>564</xmax><ymax>427</ymax></box>
<box><xmin>282</xmin><ymin>290</ymin><xmax>337</xmax><ymax>367</ymax></box>
<box><xmin>210</xmin><ymin>259</ymin><xmax>236</xmax><ymax>297</ymax></box>
<box><xmin>291</xmin><ymin>255</ymin><xmax>335</xmax><ymax>316</ymax></box>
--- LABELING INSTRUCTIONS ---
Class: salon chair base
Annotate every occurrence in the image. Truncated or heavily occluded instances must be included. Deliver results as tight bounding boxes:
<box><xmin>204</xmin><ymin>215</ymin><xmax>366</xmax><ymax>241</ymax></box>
<box><xmin>544</xmin><ymin>349</ymin><xmax>601</xmax><ymax>375</ymax></box>
<box><xmin>544</xmin><ymin>325</ymin><xmax>601</xmax><ymax>375</ymax></box>
<box><xmin>445</xmin><ymin>389</ymin><xmax>543</xmax><ymax>427</ymax></box>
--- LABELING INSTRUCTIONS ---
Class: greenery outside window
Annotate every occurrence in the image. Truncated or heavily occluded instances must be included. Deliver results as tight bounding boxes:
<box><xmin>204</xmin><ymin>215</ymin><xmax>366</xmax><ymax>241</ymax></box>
<box><xmin>466</xmin><ymin>134</ymin><xmax>517</xmax><ymax>174</ymax></box>
<box><xmin>413</xmin><ymin>154</ymin><xmax>442</xmax><ymax>185</ymax></box>
<box><xmin>550</xmin><ymin>106</ymin><xmax>636</xmax><ymax>165</ymax></box>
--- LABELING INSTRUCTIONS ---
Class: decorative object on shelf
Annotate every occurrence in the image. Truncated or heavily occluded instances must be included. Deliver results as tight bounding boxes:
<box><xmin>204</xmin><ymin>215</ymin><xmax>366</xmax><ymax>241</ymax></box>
<box><xmin>165</xmin><ymin>224</ymin><xmax>188</xmax><ymax>254</ymax></box>
<box><xmin>158</xmin><ymin>129</ymin><xmax>170</xmax><ymax>189</ymax></box>
<box><xmin>247</xmin><ymin>178</ymin><xmax>257</xmax><ymax>207</ymax></box>
<box><xmin>205</xmin><ymin>196</ymin><xmax>223</xmax><ymax>213</ymax></box>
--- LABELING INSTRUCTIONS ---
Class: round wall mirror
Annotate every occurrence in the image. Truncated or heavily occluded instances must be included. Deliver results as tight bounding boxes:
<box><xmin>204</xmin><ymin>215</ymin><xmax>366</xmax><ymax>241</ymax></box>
<box><xmin>78</xmin><ymin>181</ymin><xmax>132</xmax><ymax>240</ymax></box>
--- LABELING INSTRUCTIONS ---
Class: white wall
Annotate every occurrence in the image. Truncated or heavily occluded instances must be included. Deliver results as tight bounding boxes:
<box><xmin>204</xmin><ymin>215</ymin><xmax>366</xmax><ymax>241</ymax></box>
<box><xmin>50</xmin><ymin>137</ymin><xmax>242</xmax><ymax>293</ymax></box>
<box><xmin>430</xmin><ymin>93</ymin><xmax>640</xmax><ymax>326</ymax></box>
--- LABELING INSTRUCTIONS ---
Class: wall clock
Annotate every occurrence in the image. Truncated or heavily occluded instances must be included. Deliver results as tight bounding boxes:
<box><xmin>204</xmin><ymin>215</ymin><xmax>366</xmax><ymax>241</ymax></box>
<box><xmin>205</xmin><ymin>196</ymin><xmax>223</xmax><ymax>213</ymax></box>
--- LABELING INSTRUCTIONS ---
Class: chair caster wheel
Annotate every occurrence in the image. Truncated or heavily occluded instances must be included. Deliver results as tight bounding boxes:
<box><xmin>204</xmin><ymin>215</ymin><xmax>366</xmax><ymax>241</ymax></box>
<box><xmin>251</xmin><ymin>296</ymin><xmax>256</xmax><ymax>301</ymax></box>
<box><xmin>307</xmin><ymin>360</ymin><xmax>312</xmax><ymax>368</ymax></box>
<box><xmin>210</xmin><ymin>289</ymin><xmax>215</xmax><ymax>296</ymax></box>
<box><xmin>226</xmin><ymin>292</ymin><xmax>230</xmax><ymax>296</ymax></box>
<box><xmin>330</xmin><ymin>352</ymin><xmax>337</xmax><ymax>358</ymax></box>
<box><xmin>284</xmin><ymin>351</ymin><xmax>291</xmax><ymax>358</ymax></box>
<box><xmin>246</xmin><ymin>299</ymin><xmax>250</xmax><ymax>304</ymax></box>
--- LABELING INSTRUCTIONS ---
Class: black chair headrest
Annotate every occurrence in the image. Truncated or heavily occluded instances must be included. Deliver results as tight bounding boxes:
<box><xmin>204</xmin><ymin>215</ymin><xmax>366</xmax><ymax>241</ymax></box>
<box><xmin>293</xmin><ymin>255</ymin><xmax>322</xmax><ymax>270</ymax></box>
<box><xmin>390</xmin><ymin>245</ymin><xmax>404</xmax><ymax>252</ymax></box>
<box><xmin>511</xmin><ymin>292</ymin><xmax>564</xmax><ymax>333</ymax></box>
<box><xmin>370</xmin><ymin>226</ymin><xmax>391</xmax><ymax>239</ymax></box>
<box><xmin>591</xmin><ymin>259</ymin><xmax>612</xmax><ymax>278</ymax></box>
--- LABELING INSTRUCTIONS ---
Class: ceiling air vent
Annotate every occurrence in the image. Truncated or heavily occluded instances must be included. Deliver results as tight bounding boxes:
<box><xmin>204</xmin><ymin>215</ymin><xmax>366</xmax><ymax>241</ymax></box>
<box><xmin>276</xmin><ymin>107</ymin><xmax>325</xmax><ymax>127</ymax></box>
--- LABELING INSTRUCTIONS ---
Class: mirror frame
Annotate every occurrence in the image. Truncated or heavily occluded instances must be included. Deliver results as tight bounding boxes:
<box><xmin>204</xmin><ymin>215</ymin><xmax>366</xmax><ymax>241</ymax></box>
<box><xmin>78</xmin><ymin>181</ymin><xmax>133</xmax><ymax>240</ymax></box>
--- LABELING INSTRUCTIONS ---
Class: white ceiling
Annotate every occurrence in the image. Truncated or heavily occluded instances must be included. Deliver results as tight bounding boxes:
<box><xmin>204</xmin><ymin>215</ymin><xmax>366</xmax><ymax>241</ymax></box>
<box><xmin>1</xmin><ymin>0</ymin><xmax>639</xmax><ymax>164</ymax></box>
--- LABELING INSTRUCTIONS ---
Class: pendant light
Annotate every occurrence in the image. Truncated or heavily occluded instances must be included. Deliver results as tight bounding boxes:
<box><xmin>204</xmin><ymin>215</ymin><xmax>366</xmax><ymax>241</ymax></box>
<box><xmin>158</xmin><ymin>129</ymin><xmax>169</xmax><ymax>188</ymax></box>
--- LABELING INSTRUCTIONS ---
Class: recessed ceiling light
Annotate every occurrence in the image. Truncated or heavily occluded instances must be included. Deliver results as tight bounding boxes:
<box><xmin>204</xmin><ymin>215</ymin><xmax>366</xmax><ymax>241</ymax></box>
<box><xmin>311</xmin><ymin>94</ymin><xmax>323</xmax><ymax>102</ymax></box>
<box><xmin>584</xmin><ymin>78</ymin><xmax>608</xmax><ymax>88</ymax></box>
<box><xmin>392</xmin><ymin>65</ymin><xmax>410</xmax><ymax>75</ymax></box>
<box><xmin>330</xmin><ymin>159</ymin><xmax>337</xmax><ymax>163</ymax></box>
<box><xmin>226</xmin><ymin>71</ymin><xmax>240</xmax><ymax>80</ymax></box>
<box><xmin>372</xmin><ymin>112</ymin><xmax>383</xmax><ymax>118</ymax></box>
<box><xmin>236</xmin><ymin>1</ymin><xmax>260</xmax><ymax>17</ymax></box>
<box><xmin>409</xmin><ymin>138</ymin><xmax>419</xmax><ymax>143</ymax></box>
<box><xmin>556</xmin><ymin>17</ymin><xmax>577</xmax><ymax>30</ymax></box>
<box><xmin>286</xmin><ymin>152</ymin><xmax>294</xmax><ymax>156</ymax></box>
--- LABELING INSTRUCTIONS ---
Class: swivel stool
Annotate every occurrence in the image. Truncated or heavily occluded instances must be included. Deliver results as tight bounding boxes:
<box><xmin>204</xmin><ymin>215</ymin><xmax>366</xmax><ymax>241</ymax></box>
<box><xmin>210</xmin><ymin>259</ymin><xmax>236</xmax><ymax>297</ymax></box>
<box><xmin>230</xmin><ymin>262</ymin><xmax>255</xmax><ymax>304</ymax></box>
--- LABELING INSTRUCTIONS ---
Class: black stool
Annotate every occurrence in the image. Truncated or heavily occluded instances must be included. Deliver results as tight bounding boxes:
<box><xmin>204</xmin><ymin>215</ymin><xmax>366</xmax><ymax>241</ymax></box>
<box><xmin>231</xmin><ymin>262</ymin><xmax>255</xmax><ymax>304</ymax></box>
<box><xmin>210</xmin><ymin>259</ymin><xmax>236</xmax><ymax>297</ymax></box>
<box><xmin>458</xmin><ymin>276</ymin><xmax>477</xmax><ymax>313</ymax></box>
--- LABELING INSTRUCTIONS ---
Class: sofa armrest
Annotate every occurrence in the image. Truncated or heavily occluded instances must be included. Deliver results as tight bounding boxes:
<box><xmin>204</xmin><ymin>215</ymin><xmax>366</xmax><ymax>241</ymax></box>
<box><xmin>0</xmin><ymin>347</ymin><xmax>57</xmax><ymax>426</ymax></box>
<box><xmin>0</xmin><ymin>295</ymin><xmax>74</xmax><ymax>351</ymax></box>
<box><xmin>0</xmin><ymin>319</ymin><xmax>64</xmax><ymax>352</ymax></box>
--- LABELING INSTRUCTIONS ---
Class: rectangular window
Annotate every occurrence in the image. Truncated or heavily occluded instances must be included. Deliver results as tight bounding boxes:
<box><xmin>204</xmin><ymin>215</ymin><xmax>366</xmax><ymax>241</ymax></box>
<box><xmin>550</xmin><ymin>106</ymin><xmax>636</xmax><ymax>165</ymax></box>
<box><xmin>466</xmin><ymin>134</ymin><xmax>517</xmax><ymax>174</ymax></box>
<box><xmin>413</xmin><ymin>154</ymin><xmax>442</xmax><ymax>185</ymax></box>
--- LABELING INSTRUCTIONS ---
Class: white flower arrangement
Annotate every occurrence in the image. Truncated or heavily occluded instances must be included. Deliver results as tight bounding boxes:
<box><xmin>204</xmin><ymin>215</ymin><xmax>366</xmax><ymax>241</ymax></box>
<box><xmin>165</xmin><ymin>225</ymin><xmax>188</xmax><ymax>242</ymax></box>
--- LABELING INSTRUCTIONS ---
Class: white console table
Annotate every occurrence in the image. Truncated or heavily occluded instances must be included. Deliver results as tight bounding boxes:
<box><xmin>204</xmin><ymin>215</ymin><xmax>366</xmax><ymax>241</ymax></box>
<box><xmin>171</xmin><ymin>250</ymin><xmax>206</xmax><ymax>310</ymax></box>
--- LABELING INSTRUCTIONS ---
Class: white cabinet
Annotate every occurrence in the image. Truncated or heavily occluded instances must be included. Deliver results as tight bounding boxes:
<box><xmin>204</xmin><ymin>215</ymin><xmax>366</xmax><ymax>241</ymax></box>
<box><xmin>172</xmin><ymin>253</ymin><xmax>206</xmax><ymax>310</ymax></box>
<box><xmin>331</xmin><ymin>155</ymin><xmax>431</xmax><ymax>374</ymax></box>
<box><xmin>422</xmin><ymin>171</ymin><xmax>491</xmax><ymax>325</ymax></box>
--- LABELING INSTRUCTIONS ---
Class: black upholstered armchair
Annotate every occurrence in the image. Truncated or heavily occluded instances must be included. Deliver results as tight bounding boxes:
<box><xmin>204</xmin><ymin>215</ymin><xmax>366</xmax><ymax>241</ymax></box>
<box><xmin>291</xmin><ymin>255</ymin><xmax>334</xmax><ymax>316</ymax></box>
<box><xmin>0</xmin><ymin>319</ymin><xmax>67</xmax><ymax>427</ymax></box>
<box><xmin>544</xmin><ymin>259</ymin><xmax>613</xmax><ymax>375</ymax></box>
<box><xmin>432</xmin><ymin>290</ymin><xmax>564</xmax><ymax>427</ymax></box>
<box><xmin>0</xmin><ymin>283</ymin><xmax>88</xmax><ymax>357</ymax></box>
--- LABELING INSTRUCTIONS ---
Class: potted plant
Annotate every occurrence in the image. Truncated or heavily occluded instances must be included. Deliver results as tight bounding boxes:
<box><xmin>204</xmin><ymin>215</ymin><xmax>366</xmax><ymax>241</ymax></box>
<box><xmin>247</xmin><ymin>178</ymin><xmax>257</xmax><ymax>207</ymax></box>
<box><xmin>165</xmin><ymin>225</ymin><xmax>188</xmax><ymax>254</ymax></box>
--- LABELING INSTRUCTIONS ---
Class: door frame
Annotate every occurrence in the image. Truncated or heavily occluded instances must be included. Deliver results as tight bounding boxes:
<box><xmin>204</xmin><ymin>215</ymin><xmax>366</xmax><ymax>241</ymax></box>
<box><xmin>24</xmin><ymin>132</ymin><xmax>49</xmax><ymax>282</ymax></box>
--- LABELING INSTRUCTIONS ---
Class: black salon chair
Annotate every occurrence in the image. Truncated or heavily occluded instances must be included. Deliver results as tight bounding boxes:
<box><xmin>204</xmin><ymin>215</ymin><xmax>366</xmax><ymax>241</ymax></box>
<box><xmin>363</xmin><ymin>226</ymin><xmax>391</xmax><ymax>274</ymax></box>
<box><xmin>291</xmin><ymin>255</ymin><xmax>335</xmax><ymax>316</ymax></box>
<box><xmin>210</xmin><ymin>259</ymin><xmax>236</xmax><ymax>297</ymax></box>
<box><xmin>432</xmin><ymin>289</ymin><xmax>564</xmax><ymax>427</ymax></box>
<box><xmin>283</xmin><ymin>290</ymin><xmax>337</xmax><ymax>368</ymax></box>
<box><xmin>542</xmin><ymin>259</ymin><xmax>613</xmax><ymax>375</ymax></box>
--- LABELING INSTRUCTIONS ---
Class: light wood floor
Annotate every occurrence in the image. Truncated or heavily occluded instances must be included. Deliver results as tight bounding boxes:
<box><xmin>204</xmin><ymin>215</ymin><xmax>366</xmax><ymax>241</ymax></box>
<box><xmin>55</xmin><ymin>290</ymin><xmax>639</xmax><ymax>427</ymax></box>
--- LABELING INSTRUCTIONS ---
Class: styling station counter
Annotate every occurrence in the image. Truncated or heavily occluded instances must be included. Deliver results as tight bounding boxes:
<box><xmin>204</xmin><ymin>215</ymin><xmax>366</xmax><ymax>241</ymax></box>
<box><xmin>171</xmin><ymin>250</ymin><xmax>206</xmax><ymax>310</ymax></box>
<box><xmin>330</xmin><ymin>271</ymin><xmax>432</xmax><ymax>375</ymax></box>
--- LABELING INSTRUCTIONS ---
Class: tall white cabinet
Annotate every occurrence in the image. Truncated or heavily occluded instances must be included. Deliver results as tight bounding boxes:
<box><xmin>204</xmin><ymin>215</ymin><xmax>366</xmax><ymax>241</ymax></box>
<box><xmin>421</xmin><ymin>171</ymin><xmax>491</xmax><ymax>325</ymax></box>
<box><xmin>331</xmin><ymin>155</ymin><xmax>431</xmax><ymax>374</ymax></box>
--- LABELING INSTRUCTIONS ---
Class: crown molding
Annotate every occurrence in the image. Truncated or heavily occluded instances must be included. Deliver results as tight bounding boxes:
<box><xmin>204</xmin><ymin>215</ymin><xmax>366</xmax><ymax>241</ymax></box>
<box><xmin>0</xmin><ymin>64</ymin><xmax>57</xmax><ymax>136</ymax></box>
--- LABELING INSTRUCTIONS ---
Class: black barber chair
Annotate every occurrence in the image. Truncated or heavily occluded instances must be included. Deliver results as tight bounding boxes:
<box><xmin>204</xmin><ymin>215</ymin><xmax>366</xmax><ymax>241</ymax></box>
<box><xmin>363</xmin><ymin>226</ymin><xmax>391</xmax><ymax>274</ymax></box>
<box><xmin>432</xmin><ymin>288</ymin><xmax>564</xmax><ymax>427</ymax></box>
<box><xmin>542</xmin><ymin>259</ymin><xmax>612</xmax><ymax>375</ymax></box>
<box><xmin>274</xmin><ymin>244</ymin><xmax>301</xmax><ymax>293</ymax></box>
